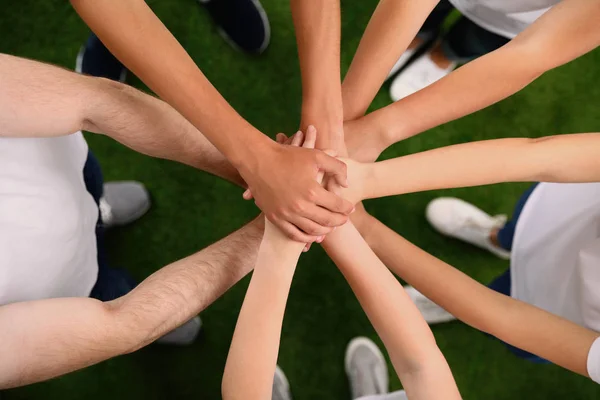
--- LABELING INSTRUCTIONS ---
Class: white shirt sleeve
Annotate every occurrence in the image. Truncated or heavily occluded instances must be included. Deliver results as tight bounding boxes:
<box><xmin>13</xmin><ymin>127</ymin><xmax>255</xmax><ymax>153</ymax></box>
<box><xmin>587</xmin><ymin>336</ymin><xmax>600</xmax><ymax>384</ymax></box>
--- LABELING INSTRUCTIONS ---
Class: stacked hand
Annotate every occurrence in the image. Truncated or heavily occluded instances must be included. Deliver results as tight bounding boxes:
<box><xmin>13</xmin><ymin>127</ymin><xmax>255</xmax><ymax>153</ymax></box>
<box><xmin>238</xmin><ymin>129</ymin><xmax>354</xmax><ymax>243</ymax></box>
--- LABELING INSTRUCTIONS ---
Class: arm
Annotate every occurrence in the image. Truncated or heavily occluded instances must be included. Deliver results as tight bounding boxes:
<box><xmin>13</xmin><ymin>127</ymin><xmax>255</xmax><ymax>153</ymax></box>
<box><xmin>323</xmin><ymin>223</ymin><xmax>460</xmax><ymax>400</ymax></box>
<box><xmin>0</xmin><ymin>217</ymin><xmax>265</xmax><ymax>389</ymax></box>
<box><xmin>70</xmin><ymin>0</ymin><xmax>353</xmax><ymax>241</ymax></box>
<box><xmin>352</xmin><ymin>0</ymin><xmax>600</xmax><ymax>151</ymax></box>
<box><xmin>342</xmin><ymin>133</ymin><xmax>600</xmax><ymax>203</ymax></box>
<box><xmin>0</xmin><ymin>54</ymin><xmax>242</xmax><ymax>186</ymax></box>
<box><xmin>291</xmin><ymin>0</ymin><xmax>344</xmax><ymax>150</ymax></box>
<box><xmin>222</xmin><ymin>221</ymin><xmax>304</xmax><ymax>400</ymax></box>
<box><xmin>342</xmin><ymin>0</ymin><xmax>439</xmax><ymax>120</ymax></box>
<box><xmin>354</xmin><ymin>211</ymin><xmax>599</xmax><ymax>379</ymax></box>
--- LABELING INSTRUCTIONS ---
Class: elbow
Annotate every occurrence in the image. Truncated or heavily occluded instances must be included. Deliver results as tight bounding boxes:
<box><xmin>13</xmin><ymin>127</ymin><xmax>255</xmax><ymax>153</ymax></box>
<box><xmin>103</xmin><ymin>299</ymin><xmax>153</xmax><ymax>355</ymax></box>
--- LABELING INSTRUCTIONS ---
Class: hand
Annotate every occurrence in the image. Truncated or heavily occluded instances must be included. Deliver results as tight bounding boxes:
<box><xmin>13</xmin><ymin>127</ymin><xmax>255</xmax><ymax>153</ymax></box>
<box><xmin>239</xmin><ymin>127</ymin><xmax>353</xmax><ymax>243</ymax></box>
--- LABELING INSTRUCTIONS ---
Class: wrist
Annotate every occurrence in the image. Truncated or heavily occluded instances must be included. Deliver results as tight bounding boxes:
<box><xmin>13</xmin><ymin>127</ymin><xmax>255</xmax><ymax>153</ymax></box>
<box><xmin>234</xmin><ymin>135</ymin><xmax>276</xmax><ymax>177</ymax></box>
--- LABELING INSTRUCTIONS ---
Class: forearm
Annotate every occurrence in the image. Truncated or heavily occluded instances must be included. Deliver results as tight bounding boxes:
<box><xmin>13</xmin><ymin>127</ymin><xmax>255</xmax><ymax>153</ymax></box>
<box><xmin>87</xmin><ymin>79</ymin><xmax>244</xmax><ymax>186</ymax></box>
<box><xmin>291</xmin><ymin>0</ymin><xmax>344</xmax><ymax>150</ymax></box>
<box><xmin>70</xmin><ymin>0</ymin><xmax>269</xmax><ymax>167</ymax></box>
<box><xmin>371</xmin><ymin>43</ymin><xmax>543</xmax><ymax>145</ymax></box>
<box><xmin>358</xmin><ymin>214</ymin><xmax>598</xmax><ymax>377</ymax></box>
<box><xmin>0</xmin><ymin>217</ymin><xmax>264</xmax><ymax>389</ymax></box>
<box><xmin>324</xmin><ymin>224</ymin><xmax>460</xmax><ymax>399</ymax></box>
<box><xmin>223</xmin><ymin>231</ymin><xmax>303</xmax><ymax>400</ymax></box>
<box><xmin>342</xmin><ymin>0</ymin><xmax>438</xmax><ymax>120</ymax></box>
<box><xmin>359</xmin><ymin>134</ymin><xmax>600</xmax><ymax>200</ymax></box>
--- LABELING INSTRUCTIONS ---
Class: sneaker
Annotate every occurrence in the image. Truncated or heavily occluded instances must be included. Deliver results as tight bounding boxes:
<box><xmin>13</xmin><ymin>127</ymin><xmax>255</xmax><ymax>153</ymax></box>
<box><xmin>199</xmin><ymin>0</ymin><xmax>271</xmax><ymax>54</ymax></box>
<box><xmin>389</xmin><ymin>50</ymin><xmax>456</xmax><ymax>101</ymax></box>
<box><xmin>156</xmin><ymin>316</ymin><xmax>203</xmax><ymax>346</ymax></box>
<box><xmin>404</xmin><ymin>286</ymin><xmax>456</xmax><ymax>325</ymax></box>
<box><xmin>426</xmin><ymin>197</ymin><xmax>511</xmax><ymax>260</ymax></box>
<box><xmin>100</xmin><ymin>181</ymin><xmax>151</xmax><ymax>229</ymax></box>
<box><xmin>272</xmin><ymin>365</ymin><xmax>292</xmax><ymax>400</ymax></box>
<box><xmin>386</xmin><ymin>40</ymin><xmax>428</xmax><ymax>80</ymax></box>
<box><xmin>345</xmin><ymin>337</ymin><xmax>389</xmax><ymax>399</ymax></box>
<box><xmin>75</xmin><ymin>34</ymin><xmax>127</xmax><ymax>82</ymax></box>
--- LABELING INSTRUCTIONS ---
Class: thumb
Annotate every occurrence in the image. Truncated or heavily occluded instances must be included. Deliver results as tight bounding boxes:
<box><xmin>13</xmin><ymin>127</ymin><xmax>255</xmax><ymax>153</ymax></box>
<box><xmin>243</xmin><ymin>189</ymin><xmax>254</xmax><ymax>200</ymax></box>
<box><xmin>316</xmin><ymin>152</ymin><xmax>349</xmax><ymax>188</ymax></box>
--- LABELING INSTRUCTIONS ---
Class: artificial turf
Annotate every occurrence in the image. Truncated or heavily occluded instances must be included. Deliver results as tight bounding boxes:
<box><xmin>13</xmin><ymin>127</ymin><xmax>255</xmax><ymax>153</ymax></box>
<box><xmin>2</xmin><ymin>0</ymin><xmax>600</xmax><ymax>399</ymax></box>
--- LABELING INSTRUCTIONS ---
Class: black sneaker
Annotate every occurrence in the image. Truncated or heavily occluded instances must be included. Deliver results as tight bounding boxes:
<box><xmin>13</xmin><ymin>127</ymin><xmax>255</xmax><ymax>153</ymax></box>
<box><xmin>200</xmin><ymin>0</ymin><xmax>271</xmax><ymax>54</ymax></box>
<box><xmin>75</xmin><ymin>33</ymin><xmax>128</xmax><ymax>82</ymax></box>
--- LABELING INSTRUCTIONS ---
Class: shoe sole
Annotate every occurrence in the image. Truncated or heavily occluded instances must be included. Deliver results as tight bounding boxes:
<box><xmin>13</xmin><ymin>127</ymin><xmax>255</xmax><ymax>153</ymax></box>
<box><xmin>344</xmin><ymin>337</ymin><xmax>387</xmax><ymax>377</ymax></box>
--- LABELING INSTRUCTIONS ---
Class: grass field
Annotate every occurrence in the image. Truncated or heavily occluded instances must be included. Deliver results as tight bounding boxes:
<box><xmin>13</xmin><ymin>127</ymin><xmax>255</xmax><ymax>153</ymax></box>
<box><xmin>2</xmin><ymin>1</ymin><xmax>600</xmax><ymax>399</ymax></box>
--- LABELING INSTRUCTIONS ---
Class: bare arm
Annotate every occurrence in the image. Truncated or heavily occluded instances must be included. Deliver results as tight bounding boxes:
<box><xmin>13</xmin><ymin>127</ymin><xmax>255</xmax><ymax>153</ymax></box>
<box><xmin>342</xmin><ymin>133</ymin><xmax>600</xmax><ymax>203</ymax></box>
<box><xmin>222</xmin><ymin>221</ymin><xmax>304</xmax><ymax>400</ymax></box>
<box><xmin>355</xmin><ymin>0</ymin><xmax>600</xmax><ymax>150</ymax></box>
<box><xmin>70</xmin><ymin>0</ymin><xmax>352</xmax><ymax>243</ymax></box>
<box><xmin>0</xmin><ymin>217</ymin><xmax>264</xmax><ymax>389</ymax></box>
<box><xmin>0</xmin><ymin>54</ymin><xmax>242</xmax><ymax>186</ymax></box>
<box><xmin>342</xmin><ymin>0</ymin><xmax>439</xmax><ymax>120</ymax></box>
<box><xmin>291</xmin><ymin>0</ymin><xmax>344</xmax><ymax>150</ymax></box>
<box><xmin>323</xmin><ymin>223</ymin><xmax>460</xmax><ymax>400</ymax></box>
<box><xmin>353</xmin><ymin>211</ymin><xmax>599</xmax><ymax>379</ymax></box>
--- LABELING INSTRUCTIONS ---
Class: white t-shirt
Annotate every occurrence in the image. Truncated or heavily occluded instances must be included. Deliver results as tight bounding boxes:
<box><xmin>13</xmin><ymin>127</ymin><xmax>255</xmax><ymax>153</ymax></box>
<box><xmin>448</xmin><ymin>0</ymin><xmax>560</xmax><ymax>38</ymax></box>
<box><xmin>0</xmin><ymin>133</ymin><xmax>99</xmax><ymax>304</ymax></box>
<box><xmin>511</xmin><ymin>182</ymin><xmax>600</xmax><ymax>383</ymax></box>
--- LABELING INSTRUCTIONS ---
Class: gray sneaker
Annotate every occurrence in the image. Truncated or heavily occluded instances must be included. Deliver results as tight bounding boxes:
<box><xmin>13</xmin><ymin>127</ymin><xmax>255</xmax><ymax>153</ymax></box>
<box><xmin>156</xmin><ymin>316</ymin><xmax>202</xmax><ymax>346</ymax></box>
<box><xmin>345</xmin><ymin>337</ymin><xmax>389</xmax><ymax>399</ymax></box>
<box><xmin>272</xmin><ymin>365</ymin><xmax>292</xmax><ymax>400</ymax></box>
<box><xmin>100</xmin><ymin>181</ymin><xmax>151</xmax><ymax>228</ymax></box>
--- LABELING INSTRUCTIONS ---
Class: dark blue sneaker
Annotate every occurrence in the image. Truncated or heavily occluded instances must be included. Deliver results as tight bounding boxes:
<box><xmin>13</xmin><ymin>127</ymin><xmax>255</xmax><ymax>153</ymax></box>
<box><xmin>75</xmin><ymin>34</ymin><xmax>128</xmax><ymax>82</ymax></box>
<box><xmin>200</xmin><ymin>0</ymin><xmax>271</xmax><ymax>54</ymax></box>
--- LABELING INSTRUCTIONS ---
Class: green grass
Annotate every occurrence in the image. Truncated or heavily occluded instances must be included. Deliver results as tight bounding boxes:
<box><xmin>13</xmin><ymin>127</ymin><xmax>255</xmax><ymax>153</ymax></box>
<box><xmin>2</xmin><ymin>1</ymin><xmax>600</xmax><ymax>399</ymax></box>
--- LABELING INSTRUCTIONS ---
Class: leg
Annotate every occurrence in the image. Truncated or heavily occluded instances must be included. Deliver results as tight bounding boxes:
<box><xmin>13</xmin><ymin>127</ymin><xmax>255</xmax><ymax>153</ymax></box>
<box><xmin>495</xmin><ymin>183</ymin><xmax>539</xmax><ymax>251</ymax></box>
<box><xmin>199</xmin><ymin>0</ymin><xmax>271</xmax><ymax>54</ymax></box>
<box><xmin>76</xmin><ymin>33</ymin><xmax>127</xmax><ymax>82</ymax></box>
<box><xmin>390</xmin><ymin>14</ymin><xmax>511</xmax><ymax>101</ymax></box>
<box><xmin>440</xmin><ymin>17</ymin><xmax>511</xmax><ymax>63</ymax></box>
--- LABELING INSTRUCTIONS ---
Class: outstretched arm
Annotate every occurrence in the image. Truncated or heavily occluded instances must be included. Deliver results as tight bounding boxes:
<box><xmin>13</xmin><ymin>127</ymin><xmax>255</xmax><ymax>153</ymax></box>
<box><xmin>341</xmin><ymin>133</ymin><xmax>600</xmax><ymax>204</ymax></box>
<box><xmin>323</xmin><ymin>223</ymin><xmax>461</xmax><ymax>400</ymax></box>
<box><xmin>350</xmin><ymin>0</ymin><xmax>600</xmax><ymax>152</ymax></box>
<box><xmin>70</xmin><ymin>0</ymin><xmax>353</xmax><ymax>242</ymax></box>
<box><xmin>222</xmin><ymin>130</ymin><xmax>318</xmax><ymax>400</ymax></box>
<box><xmin>342</xmin><ymin>0</ymin><xmax>439</xmax><ymax>120</ymax></box>
<box><xmin>354</xmin><ymin>211</ymin><xmax>600</xmax><ymax>380</ymax></box>
<box><xmin>291</xmin><ymin>0</ymin><xmax>344</xmax><ymax>150</ymax></box>
<box><xmin>0</xmin><ymin>54</ymin><xmax>242</xmax><ymax>185</ymax></box>
<box><xmin>0</xmin><ymin>217</ymin><xmax>264</xmax><ymax>389</ymax></box>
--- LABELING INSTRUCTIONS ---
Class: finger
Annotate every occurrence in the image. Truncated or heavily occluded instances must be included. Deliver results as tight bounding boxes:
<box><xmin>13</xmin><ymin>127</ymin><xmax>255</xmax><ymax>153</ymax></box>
<box><xmin>242</xmin><ymin>189</ymin><xmax>254</xmax><ymax>200</ymax></box>
<box><xmin>289</xmin><ymin>214</ymin><xmax>334</xmax><ymax>236</ymax></box>
<box><xmin>314</xmin><ymin>186</ymin><xmax>354</xmax><ymax>215</ymax></box>
<box><xmin>303</xmin><ymin>243</ymin><xmax>311</xmax><ymax>252</ymax></box>
<box><xmin>276</xmin><ymin>219</ymin><xmax>319</xmax><ymax>243</ymax></box>
<box><xmin>291</xmin><ymin>130</ymin><xmax>304</xmax><ymax>147</ymax></box>
<box><xmin>316</xmin><ymin>152</ymin><xmax>349</xmax><ymax>188</ymax></box>
<box><xmin>276</xmin><ymin>133</ymin><xmax>288</xmax><ymax>144</ymax></box>
<box><xmin>303</xmin><ymin>200</ymin><xmax>349</xmax><ymax>227</ymax></box>
<box><xmin>302</xmin><ymin>125</ymin><xmax>317</xmax><ymax>149</ymax></box>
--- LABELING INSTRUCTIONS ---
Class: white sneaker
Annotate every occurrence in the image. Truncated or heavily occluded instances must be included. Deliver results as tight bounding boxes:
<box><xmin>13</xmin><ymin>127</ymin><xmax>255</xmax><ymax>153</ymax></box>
<box><xmin>426</xmin><ymin>197</ymin><xmax>511</xmax><ymax>260</ymax></box>
<box><xmin>386</xmin><ymin>47</ymin><xmax>417</xmax><ymax>80</ymax></box>
<box><xmin>389</xmin><ymin>51</ymin><xmax>456</xmax><ymax>101</ymax></box>
<box><xmin>345</xmin><ymin>337</ymin><xmax>389</xmax><ymax>399</ymax></box>
<box><xmin>404</xmin><ymin>286</ymin><xmax>456</xmax><ymax>325</ymax></box>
